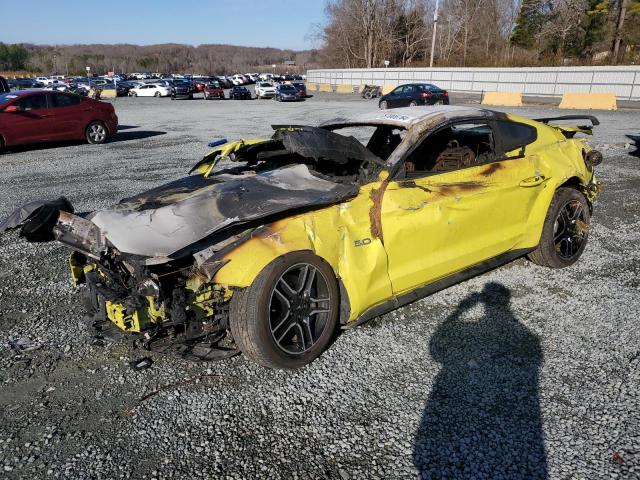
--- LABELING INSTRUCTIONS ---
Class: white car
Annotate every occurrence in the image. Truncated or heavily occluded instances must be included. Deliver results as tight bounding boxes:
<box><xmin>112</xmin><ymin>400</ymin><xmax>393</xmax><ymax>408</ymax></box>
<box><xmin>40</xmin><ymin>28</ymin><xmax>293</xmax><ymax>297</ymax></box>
<box><xmin>231</xmin><ymin>75</ymin><xmax>245</xmax><ymax>85</ymax></box>
<box><xmin>129</xmin><ymin>84</ymin><xmax>171</xmax><ymax>97</ymax></box>
<box><xmin>255</xmin><ymin>82</ymin><xmax>276</xmax><ymax>99</ymax></box>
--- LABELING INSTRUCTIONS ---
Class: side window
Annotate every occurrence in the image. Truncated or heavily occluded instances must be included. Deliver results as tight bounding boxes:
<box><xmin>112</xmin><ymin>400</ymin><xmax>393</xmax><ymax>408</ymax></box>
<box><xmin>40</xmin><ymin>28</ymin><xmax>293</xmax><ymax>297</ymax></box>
<box><xmin>494</xmin><ymin>120</ymin><xmax>537</xmax><ymax>155</ymax></box>
<box><xmin>401</xmin><ymin>122</ymin><xmax>496</xmax><ymax>178</ymax></box>
<box><xmin>16</xmin><ymin>94</ymin><xmax>47</xmax><ymax>111</ymax></box>
<box><xmin>391</xmin><ymin>86</ymin><xmax>403</xmax><ymax>95</ymax></box>
<box><xmin>51</xmin><ymin>93</ymin><xmax>81</xmax><ymax>108</ymax></box>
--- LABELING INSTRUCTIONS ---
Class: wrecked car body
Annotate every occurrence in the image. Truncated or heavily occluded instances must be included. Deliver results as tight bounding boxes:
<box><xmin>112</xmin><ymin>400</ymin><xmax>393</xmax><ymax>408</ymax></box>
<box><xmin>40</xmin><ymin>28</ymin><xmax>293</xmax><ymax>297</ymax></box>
<box><xmin>1</xmin><ymin>106</ymin><xmax>602</xmax><ymax>368</ymax></box>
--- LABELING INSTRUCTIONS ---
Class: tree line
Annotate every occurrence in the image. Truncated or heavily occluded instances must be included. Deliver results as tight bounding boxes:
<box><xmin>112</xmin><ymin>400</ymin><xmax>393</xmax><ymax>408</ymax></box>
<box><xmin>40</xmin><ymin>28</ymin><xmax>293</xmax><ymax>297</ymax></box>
<box><xmin>0</xmin><ymin>43</ymin><xmax>319</xmax><ymax>75</ymax></box>
<box><xmin>319</xmin><ymin>0</ymin><xmax>640</xmax><ymax>68</ymax></box>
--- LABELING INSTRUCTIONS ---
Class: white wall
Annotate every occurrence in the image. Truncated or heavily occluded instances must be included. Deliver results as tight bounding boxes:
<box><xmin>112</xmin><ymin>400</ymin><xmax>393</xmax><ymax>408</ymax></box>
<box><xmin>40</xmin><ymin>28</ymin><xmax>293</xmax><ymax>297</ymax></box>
<box><xmin>306</xmin><ymin>66</ymin><xmax>640</xmax><ymax>100</ymax></box>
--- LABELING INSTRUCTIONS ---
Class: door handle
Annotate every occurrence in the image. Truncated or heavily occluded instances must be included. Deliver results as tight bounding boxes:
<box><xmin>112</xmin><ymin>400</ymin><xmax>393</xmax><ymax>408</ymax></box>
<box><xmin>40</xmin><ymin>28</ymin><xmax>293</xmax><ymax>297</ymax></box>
<box><xmin>519</xmin><ymin>175</ymin><xmax>548</xmax><ymax>187</ymax></box>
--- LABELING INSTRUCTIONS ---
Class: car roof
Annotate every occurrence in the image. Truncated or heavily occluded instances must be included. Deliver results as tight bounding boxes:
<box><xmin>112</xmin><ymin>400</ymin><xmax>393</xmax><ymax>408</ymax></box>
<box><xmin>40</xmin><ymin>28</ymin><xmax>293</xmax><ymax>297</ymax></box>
<box><xmin>320</xmin><ymin>105</ymin><xmax>494</xmax><ymax>130</ymax></box>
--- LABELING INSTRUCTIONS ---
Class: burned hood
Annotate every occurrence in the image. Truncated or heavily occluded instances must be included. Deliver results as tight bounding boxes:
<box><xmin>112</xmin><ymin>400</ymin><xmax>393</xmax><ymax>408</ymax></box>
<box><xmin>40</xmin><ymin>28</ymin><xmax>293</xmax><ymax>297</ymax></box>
<box><xmin>88</xmin><ymin>164</ymin><xmax>358</xmax><ymax>259</ymax></box>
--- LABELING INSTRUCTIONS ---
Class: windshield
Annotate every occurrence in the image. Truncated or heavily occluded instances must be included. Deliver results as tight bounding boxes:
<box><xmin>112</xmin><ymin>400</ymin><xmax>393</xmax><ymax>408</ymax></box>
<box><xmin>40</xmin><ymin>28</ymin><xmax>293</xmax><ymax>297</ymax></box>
<box><xmin>280</xmin><ymin>85</ymin><xmax>296</xmax><ymax>92</ymax></box>
<box><xmin>259</xmin><ymin>82</ymin><xmax>272</xmax><ymax>87</ymax></box>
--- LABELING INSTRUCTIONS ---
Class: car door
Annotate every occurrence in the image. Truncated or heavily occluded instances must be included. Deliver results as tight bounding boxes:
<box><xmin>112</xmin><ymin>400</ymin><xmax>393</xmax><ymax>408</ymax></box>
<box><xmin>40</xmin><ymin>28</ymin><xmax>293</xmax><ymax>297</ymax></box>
<box><xmin>380</xmin><ymin>119</ymin><xmax>543</xmax><ymax>295</ymax></box>
<box><xmin>399</xmin><ymin>85</ymin><xmax>415</xmax><ymax>107</ymax></box>
<box><xmin>387</xmin><ymin>86</ymin><xmax>405</xmax><ymax>108</ymax></box>
<box><xmin>1</xmin><ymin>93</ymin><xmax>57</xmax><ymax>145</ymax></box>
<box><xmin>48</xmin><ymin>92</ymin><xmax>85</xmax><ymax>140</ymax></box>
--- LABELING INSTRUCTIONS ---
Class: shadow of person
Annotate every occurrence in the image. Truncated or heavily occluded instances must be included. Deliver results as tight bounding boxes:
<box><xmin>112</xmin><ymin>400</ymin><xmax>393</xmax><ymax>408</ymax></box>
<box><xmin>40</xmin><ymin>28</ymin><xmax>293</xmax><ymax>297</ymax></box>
<box><xmin>413</xmin><ymin>282</ymin><xmax>547</xmax><ymax>479</ymax></box>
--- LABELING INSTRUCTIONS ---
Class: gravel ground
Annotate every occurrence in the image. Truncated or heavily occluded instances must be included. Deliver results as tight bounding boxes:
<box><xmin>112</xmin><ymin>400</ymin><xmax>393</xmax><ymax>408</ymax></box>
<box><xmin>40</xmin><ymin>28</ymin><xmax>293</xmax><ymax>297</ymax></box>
<box><xmin>0</xmin><ymin>92</ymin><xmax>639</xmax><ymax>480</ymax></box>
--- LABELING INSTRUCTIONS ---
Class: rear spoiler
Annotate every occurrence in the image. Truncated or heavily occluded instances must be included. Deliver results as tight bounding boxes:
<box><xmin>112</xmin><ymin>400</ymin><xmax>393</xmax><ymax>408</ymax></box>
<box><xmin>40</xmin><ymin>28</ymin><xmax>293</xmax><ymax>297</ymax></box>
<box><xmin>534</xmin><ymin>115</ymin><xmax>600</xmax><ymax>128</ymax></box>
<box><xmin>534</xmin><ymin>115</ymin><xmax>599</xmax><ymax>137</ymax></box>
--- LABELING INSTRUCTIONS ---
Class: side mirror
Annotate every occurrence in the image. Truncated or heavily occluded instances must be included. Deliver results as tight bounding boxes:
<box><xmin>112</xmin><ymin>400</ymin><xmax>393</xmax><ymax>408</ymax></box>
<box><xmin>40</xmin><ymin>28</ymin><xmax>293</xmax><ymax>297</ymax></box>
<box><xmin>4</xmin><ymin>105</ymin><xmax>21</xmax><ymax>113</ymax></box>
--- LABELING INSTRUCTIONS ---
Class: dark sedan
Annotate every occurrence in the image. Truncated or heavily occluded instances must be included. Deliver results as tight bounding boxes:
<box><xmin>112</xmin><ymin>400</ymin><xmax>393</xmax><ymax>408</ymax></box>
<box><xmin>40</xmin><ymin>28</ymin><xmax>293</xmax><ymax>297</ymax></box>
<box><xmin>0</xmin><ymin>90</ymin><xmax>118</xmax><ymax>151</ymax></box>
<box><xmin>379</xmin><ymin>83</ymin><xmax>449</xmax><ymax>109</ymax></box>
<box><xmin>275</xmin><ymin>84</ymin><xmax>303</xmax><ymax>102</ymax></box>
<box><xmin>229</xmin><ymin>86</ymin><xmax>252</xmax><ymax>100</ymax></box>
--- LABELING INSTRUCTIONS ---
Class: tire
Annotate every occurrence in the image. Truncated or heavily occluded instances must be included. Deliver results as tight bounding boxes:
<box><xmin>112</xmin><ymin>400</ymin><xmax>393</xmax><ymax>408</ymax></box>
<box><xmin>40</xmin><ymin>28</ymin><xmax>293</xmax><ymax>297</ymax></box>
<box><xmin>527</xmin><ymin>187</ymin><xmax>591</xmax><ymax>268</ymax></box>
<box><xmin>188</xmin><ymin>94</ymin><xmax>193</xmax><ymax>100</ymax></box>
<box><xmin>230</xmin><ymin>251</ymin><xmax>340</xmax><ymax>369</ymax></box>
<box><xmin>409</xmin><ymin>100</ymin><xmax>418</xmax><ymax>107</ymax></box>
<box><xmin>0</xmin><ymin>135</ymin><xmax>5</xmax><ymax>154</ymax></box>
<box><xmin>131</xmin><ymin>92</ymin><xmax>137</xmax><ymax>97</ymax></box>
<box><xmin>380</xmin><ymin>100</ymin><xmax>388</xmax><ymax>109</ymax></box>
<box><xmin>85</xmin><ymin>121</ymin><xmax>108</xmax><ymax>145</ymax></box>
<box><xmin>364</xmin><ymin>90</ymin><xmax>373</xmax><ymax>100</ymax></box>
<box><xmin>154</xmin><ymin>92</ymin><xmax>161</xmax><ymax>97</ymax></box>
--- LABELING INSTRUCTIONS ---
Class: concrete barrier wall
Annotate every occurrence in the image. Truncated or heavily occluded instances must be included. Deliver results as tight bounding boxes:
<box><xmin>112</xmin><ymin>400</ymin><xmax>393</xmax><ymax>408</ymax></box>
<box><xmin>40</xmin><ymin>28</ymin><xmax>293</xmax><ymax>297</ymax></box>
<box><xmin>306</xmin><ymin>66</ymin><xmax>640</xmax><ymax>100</ymax></box>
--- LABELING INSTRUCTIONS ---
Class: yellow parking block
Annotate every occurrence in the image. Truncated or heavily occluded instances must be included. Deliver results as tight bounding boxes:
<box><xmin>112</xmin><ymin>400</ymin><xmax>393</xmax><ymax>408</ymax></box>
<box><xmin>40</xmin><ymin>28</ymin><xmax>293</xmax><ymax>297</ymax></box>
<box><xmin>306</xmin><ymin>82</ymin><xmax>318</xmax><ymax>92</ymax></box>
<box><xmin>481</xmin><ymin>91</ymin><xmax>523</xmax><ymax>107</ymax></box>
<box><xmin>89</xmin><ymin>88</ymin><xmax>117</xmax><ymax>98</ymax></box>
<box><xmin>559</xmin><ymin>92</ymin><xmax>617</xmax><ymax>111</ymax></box>
<box><xmin>335</xmin><ymin>84</ymin><xmax>354</xmax><ymax>94</ymax></box>
<box><xmin>319</xmin><ymin>83</ymin><xmax>333</xmax><ymax>92</ymax></box>
<box><xmin>382</xmin><ymin>85</ymin><xmax>397</xmax><ymax>95</ymax></box>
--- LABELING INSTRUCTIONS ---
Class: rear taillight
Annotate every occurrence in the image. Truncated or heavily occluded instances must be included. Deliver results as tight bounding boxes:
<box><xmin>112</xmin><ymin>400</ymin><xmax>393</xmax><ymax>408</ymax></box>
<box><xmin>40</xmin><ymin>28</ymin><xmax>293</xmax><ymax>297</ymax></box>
<box><xmin>443</xmin><ymin>91</ymin><xmax>449</xmax><ymax>96</ymax></box>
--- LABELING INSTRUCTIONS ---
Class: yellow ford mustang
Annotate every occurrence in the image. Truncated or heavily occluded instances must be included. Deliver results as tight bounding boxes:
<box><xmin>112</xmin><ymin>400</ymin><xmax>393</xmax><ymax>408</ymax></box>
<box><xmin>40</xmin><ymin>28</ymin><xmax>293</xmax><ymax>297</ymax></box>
<box><xmin>0</xmin><ymin>106</ymin><xmax>602</xmax><ymax>368</ymax></box>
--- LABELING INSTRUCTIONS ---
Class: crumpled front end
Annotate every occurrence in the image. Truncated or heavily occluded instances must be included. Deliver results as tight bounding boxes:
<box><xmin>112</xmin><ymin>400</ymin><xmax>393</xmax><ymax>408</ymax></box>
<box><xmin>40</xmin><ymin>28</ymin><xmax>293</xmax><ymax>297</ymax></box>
<box><xmin>69</xmin><ymin>249</ymin><xmax>237</xmax><ymax>360</ymax></box>
<box><xmin>0</xmin><ymin>198</ymin><xmax>240</xmax><ymax>359</ymax></box>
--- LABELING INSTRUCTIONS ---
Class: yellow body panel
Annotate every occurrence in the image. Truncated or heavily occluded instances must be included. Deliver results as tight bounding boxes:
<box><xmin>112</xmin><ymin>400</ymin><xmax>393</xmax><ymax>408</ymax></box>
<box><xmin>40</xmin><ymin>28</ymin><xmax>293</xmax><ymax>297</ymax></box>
<box><xmin>213</xmin><ymin>177</ymin><xmax>394</xmax><ymax>321</ymax></box>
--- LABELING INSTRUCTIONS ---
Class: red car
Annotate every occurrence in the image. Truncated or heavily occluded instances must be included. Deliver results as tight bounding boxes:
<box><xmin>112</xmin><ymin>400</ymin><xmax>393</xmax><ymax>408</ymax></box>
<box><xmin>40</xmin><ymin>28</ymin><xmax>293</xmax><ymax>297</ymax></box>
<box><xmin>0</xmin><ymin>90</ymin><xmax>118</xmax><ymax>152</ymax></box>
<box><xmin>203</xmin><ymin>82</ymin><xmax>225</xmax><ymax>100</ymax></box>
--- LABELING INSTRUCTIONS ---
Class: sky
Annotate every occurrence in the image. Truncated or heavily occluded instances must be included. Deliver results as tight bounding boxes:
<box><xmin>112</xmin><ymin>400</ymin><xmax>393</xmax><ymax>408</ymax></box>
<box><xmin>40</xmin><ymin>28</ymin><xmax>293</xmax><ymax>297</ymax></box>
<box><xmin>1</xmin><ymin>0</ymin><xmax>327</xmax><ymax>51</ymax></box>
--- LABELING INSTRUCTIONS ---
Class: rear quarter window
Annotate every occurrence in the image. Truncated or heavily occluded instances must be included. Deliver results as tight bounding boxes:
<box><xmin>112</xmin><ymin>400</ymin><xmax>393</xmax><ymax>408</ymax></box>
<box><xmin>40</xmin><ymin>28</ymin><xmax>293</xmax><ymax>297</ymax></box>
<box><xmin>495</xmin><ymin>121</ymin><xmax>537</xmax><ymax>153</ymax></box>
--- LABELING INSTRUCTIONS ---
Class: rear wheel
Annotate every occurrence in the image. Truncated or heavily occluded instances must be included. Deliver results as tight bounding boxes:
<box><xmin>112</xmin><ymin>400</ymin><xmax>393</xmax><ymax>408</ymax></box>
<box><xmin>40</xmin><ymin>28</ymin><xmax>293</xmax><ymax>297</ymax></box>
<box><xmin>85</xmin><ymin>121</ymin><xmax>108</xmax><ymax>145</ymax></box>
<box><xmin>131</xmin><ymin>92</ymin><xmax>137</xmax><ymax>97</ymax></box>
<box><xmin>527</xmin><ymin>187</ymin><xmax>590</xmax><ymax>268</ymax></box>
<box><xmin>380</xmin><ymin>100</ymin><xmax>388</xmax><ymax>109</ymax></box>
<box><xmin>230</xmin><ymin>251</ymin><xmax>339</xmax><ymax>369</ymax></box>
<box><xmin>409</xmin><ymin>100</ymin><xmax>418</xmax><ymax>107</ymax></box>
<box><xmin>154</xmin><ymin>91</ymin><xmax>161</xmax><ymax>97</ymax></box>
<box><xmin>0</xmin><ymin>135</ymin><xmax>4</xmax><ymax>154</ymax></box>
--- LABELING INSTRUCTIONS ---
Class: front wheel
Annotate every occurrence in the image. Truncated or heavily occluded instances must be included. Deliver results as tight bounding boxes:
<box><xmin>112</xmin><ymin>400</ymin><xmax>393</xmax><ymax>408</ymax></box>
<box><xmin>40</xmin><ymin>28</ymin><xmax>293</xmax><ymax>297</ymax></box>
<box><xmin>230</xmin><ymin>252</ymin><xmax>340</xmax><ymax>369</ymax></box>
<box><xmin>527</xmin><ymin>187</ymin><xmax>591</xmax><ymax>268</ymax></box>
<box><xmin>379</xmin><ymin>100</ymin><xmax>387</xmax><ymax>109</ymax></box>
<box><xmin>154</xmin><ymin>92</ymin><xmax>161</xmax><ymax>97</ymax></box>
<box><xmin>85</xmin><ymin>121</ymin><xmax>108</xmax><ymax>145</ymax></box>
<box><xmin>409</xmin><ymin>100</ymin><xmax>418</xmax><ymax>107</ymax></box>
<box><xmin>131</xmin><ymin>92</ymin><xmax>137</xmax><ymax>97</ymax></box>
